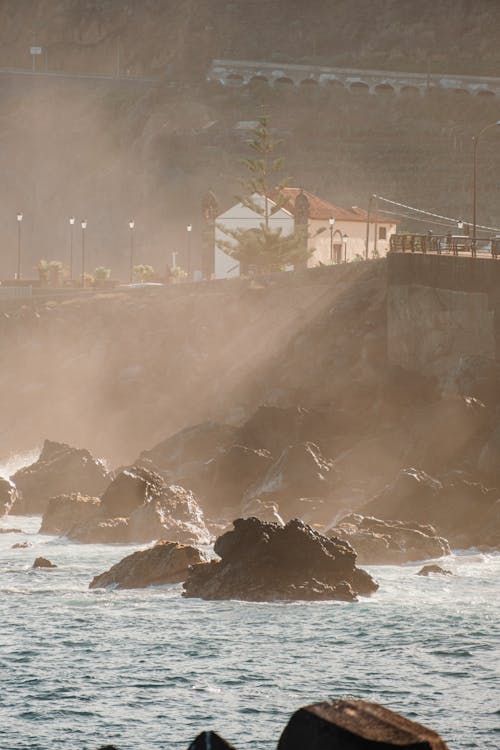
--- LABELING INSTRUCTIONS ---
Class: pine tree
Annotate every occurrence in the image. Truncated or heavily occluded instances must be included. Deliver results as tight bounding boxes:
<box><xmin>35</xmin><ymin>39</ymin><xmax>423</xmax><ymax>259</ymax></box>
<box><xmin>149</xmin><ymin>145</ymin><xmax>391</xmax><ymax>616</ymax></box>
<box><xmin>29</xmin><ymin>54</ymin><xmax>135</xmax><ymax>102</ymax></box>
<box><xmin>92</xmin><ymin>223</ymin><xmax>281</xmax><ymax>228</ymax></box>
<box><xmin>217</xmin><ymin>116</ymin><xmax>312</xmax><ymax>273</ymax></box>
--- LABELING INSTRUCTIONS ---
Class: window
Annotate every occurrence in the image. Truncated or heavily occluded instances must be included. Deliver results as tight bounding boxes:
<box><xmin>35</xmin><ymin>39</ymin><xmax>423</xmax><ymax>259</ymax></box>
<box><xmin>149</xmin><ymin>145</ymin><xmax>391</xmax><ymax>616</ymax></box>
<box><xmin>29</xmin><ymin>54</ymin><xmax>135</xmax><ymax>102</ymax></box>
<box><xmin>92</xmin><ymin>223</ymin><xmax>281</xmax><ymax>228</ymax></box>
<box><xmin>379</xmin><ymin>226</ymin><xmax>387</xmax><ymax>240</ymax></box>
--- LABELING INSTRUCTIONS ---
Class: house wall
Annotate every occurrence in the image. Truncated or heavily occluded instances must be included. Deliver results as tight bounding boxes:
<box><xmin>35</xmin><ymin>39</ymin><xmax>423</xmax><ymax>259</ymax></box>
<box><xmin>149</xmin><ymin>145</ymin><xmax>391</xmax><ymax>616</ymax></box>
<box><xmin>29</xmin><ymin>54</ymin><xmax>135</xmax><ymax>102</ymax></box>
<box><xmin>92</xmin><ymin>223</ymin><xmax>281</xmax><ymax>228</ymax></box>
<box><xmin>215</xmin><ymin>200</ymin><xmax>294</xmax><ymax>278</ymax></box>
<box><xmin>308</xmin><ymin>219</ymin><xmax>397</xmax><ymax>264</ymax></box>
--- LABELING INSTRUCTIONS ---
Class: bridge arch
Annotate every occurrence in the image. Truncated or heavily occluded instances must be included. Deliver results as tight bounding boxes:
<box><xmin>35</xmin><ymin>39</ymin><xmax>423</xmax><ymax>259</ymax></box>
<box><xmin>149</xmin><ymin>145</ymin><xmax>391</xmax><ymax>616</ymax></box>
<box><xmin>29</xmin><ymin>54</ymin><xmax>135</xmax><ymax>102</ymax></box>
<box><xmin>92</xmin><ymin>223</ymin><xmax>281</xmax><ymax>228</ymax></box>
<box><xmin>374</xmin><ymin>83</ymin><xmax>395</xmax><ymax>95</ymax></box>
<box><xmin>349</xmin><ymin>80</ymin><xmax>370</xmax><ymax>94</ymax></box>
<box><xmin>476</xmin><ymin>89</ymin><xmax>496</xmax><ymax>98</ymax></box>
<box><xmin>300</xmin><ymin>78</ymin><xmax>318</xmax><ymax>87</ymax></box>
<box><xmin>400</xmin><ymin>85</ymin><xmax>420</xmax><ymax>97</ymax></box>
<box><xmin>224</xmin><ymin>73</ymin><xmax>245</xmax><ymax>85</ymax></box>
<box><xmin>274</xmin><ymin>76</ymin><xmax>294</xmax><ymax>87</ymax></box>
<box><xmin>249</xmin><ymin>75</ymin><xmax>269</xmax><ymax>88</ymax></box>
<box><xmin>323</xmin><ymin>78</ymin><xmax>345</xmax><ymax>91</ymax></box>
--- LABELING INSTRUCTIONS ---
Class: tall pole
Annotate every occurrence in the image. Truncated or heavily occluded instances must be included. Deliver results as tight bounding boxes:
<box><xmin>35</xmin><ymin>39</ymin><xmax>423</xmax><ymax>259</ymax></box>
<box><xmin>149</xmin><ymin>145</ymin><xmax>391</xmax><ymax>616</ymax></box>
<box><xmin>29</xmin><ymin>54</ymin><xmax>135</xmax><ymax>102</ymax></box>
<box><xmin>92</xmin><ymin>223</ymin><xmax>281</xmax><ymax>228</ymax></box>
<box><xmin>129</xmin><ymin>220</ymin><xmax>135</xmax><ymax>282</ymax></box>
<box><xmin>329</xmin><ymin>217</ymin><xmax>334</xmax><ymax>262</ymax></box>
<box><xmin>69</xmin><ymin>217</ymin><xmax>75</xmax><ymax>281</ymax></box>
<box><xmin>473</xmin><ymin>120</ymin><xmax>500</xmax><ymax>256</ymax></box>
<box><xmin>16</xmin><ymin>212</ymin><xmax>23</xmax><ymax>280</ymax></box>
<box><xmin>187</xmin><ymin>224</ymin><xmax>192</xmax><ymax>279</ymax></box>
<box><xmin>343</xmin><ymin>233</ymin><xmax>348</xmax><ymax>263</ymax></box>
<box><xmin>373</xmin><ymin>194</ymin><xmax>379</xmax><ymax>258</ymax></box>
<box><xmin>81</xmin><ymin>220</ymin><xmax>87</xmax><ymax>288</ymax></box>
<box><xmin>365</xmin><ymin>195</ymin><xmax>373</xmax><ymax>260</ymax></box>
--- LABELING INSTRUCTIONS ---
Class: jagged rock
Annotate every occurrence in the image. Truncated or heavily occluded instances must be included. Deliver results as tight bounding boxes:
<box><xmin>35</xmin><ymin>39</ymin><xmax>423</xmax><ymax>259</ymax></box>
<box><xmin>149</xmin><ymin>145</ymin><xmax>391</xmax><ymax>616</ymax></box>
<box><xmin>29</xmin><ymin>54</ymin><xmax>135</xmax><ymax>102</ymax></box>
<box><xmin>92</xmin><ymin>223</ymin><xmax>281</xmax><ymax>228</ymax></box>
<box><xmin>241</xmin><ymin>498</ymin><xmax>284</xmax><ymax>525</ymax></box>
<box><xmin>243</xmin><ymin>442</ymin><xmax>335</xmax><ymax>509</ymax></box>
<box><xmin>208</xmin><ymin>444</ymin><xmax>273</xmax><ymax>511</ymax></box>
<box><xmin>33</xmin><ymin>557</ymin><xmax>57</xmax><ymax>569</ymax></box>
<box><xmin>0</xmin><ymin>477</ymin><xmax>19</xmax><ymax>516</ymax></box>
<box><xmin>11</xmin><ymin>440</ymin><xmax>110</xmax><ymax>515</ymax></box>
<box><xmin>12</xmin><ymin>541</ymin><xmax>33</xmax><ymax>548</ymax></box>
<box><xmin>68</xmin><ymin>517</ymin><xmax>130</xmax><ymax>544</ymax></box>
<box><xmin>188</xmin><ymin>732</ymin><xmax>236</xmax><ymax>749</ymax></box>
<box><xmin>418</xmin><ymin>564</ymin><xmax>453</xmax><ymax>576</ymax></box>
<box><xmin>100</xmin><ymin>466</ymin><xmax>167</xmax><ymax>518</ymax></box>
<box><xmin>40</xmin><ymin>494</ymin><xmax>100</xmax><ymax>536</ymax></box>
<box><xmin>127</xmin><ymin>484</ymin><xmax>210</xmax><ymax>545</ymax></box>
<box><xmin>277</xmin><ymin>699</ymin><xmax>449</xmax><ymax>749</ymax></box>
<box><xmin>362</xmin><ymin>467</ymin><xmax>500</xmax><ymax>548</ymax></box>
<box><xmin>332</xmin><ymin>513</ymin><xmax>450</xmax><ymax>564</ymax></box>
<box><xmin>183</xmin><ymin>517</ymin><xmax>378</xmax><ymax>602</ymax></box>
<box><xmin>89</xmin><ymin>541</ymin><xmax>206</xmax><ymax>589</ymax></box>
<box><xmin>138</xmin><ymin>422</ymin><xmax>237</xmax><ymax>473</ymax></box>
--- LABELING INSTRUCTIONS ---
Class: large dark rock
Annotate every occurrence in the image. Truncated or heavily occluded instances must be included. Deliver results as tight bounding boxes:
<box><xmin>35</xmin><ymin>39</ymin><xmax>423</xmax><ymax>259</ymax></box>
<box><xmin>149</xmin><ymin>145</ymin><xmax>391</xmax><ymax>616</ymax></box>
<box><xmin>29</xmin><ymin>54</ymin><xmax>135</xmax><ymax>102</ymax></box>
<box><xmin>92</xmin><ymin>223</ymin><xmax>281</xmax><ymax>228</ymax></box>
<box><xmin>89</xmin><ymin>541</ymin><xmax>206</xmax><ymax>589</ymax></box>
<box><xmin>188</xmin><ymin>732</ymin><xmax>236</xmax><ymax>750</ymax></box>
<box><xmin>33</xmin><ymin>557</ymin><xmax>57</xmax><ymax>569</ymax></box>
<box><xmin>183</xmin><ymin>517</ymin><xmax>378</xmax><ymax>602</ymax></box>
<box><xmin>100</xmin><ymin>466</ymin><xmax>167</xmax><ymax>518</ymax></box>
<box><xmin>243</xmin><ymin>442</ymin><xmax>335</xmax><ymax>509</ymax></box>
<box><xmin>40</xmin><ymin>494</ymin><xmax>100</xmax><ymax>536</ymax></box>
<box><xmin>362</xmin><ymin>467</ymin><xmax>500</xmax><ymax>549</ymax></box>
<box><xmin>0</xmin><ymin>477</ymin><xmax>18</xmax><ymax>516</ymax></box>
<box><xmin>277</xmin><ymin>699</ymin><xmax>449</xmax><ymax>750</ymax></box>
<box><xmin>11</xmin><ymin>440</ymin><xmax>110</xmax><ymax>515</ymax></box>
<box><xmin>332</xmin><ymin>513</ymin><xmax>450</xmax><ymax>564</ymax></box>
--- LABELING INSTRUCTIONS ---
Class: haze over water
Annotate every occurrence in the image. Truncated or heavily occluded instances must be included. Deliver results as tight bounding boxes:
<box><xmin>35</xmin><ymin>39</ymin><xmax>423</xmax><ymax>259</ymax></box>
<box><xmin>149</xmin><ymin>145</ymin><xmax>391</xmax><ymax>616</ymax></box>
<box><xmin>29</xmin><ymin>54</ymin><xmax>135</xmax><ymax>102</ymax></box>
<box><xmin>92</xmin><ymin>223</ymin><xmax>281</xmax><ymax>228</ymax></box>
<box><xmin>1</xmin><ymin>473</ymin><xmax>499</xmax><ymax>749</ymax></box>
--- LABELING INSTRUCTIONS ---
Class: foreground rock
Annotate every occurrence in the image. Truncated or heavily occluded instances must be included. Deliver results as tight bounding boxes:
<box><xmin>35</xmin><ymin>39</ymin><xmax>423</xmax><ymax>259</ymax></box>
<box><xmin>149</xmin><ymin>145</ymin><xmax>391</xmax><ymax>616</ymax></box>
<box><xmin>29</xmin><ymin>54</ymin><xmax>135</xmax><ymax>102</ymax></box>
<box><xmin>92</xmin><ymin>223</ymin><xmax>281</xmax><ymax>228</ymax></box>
<box><xmin>0</xmin><ymin>477</ymin><xmax>19</xmax><ymax>516</ymax></box>
<box><xmin>277</xmin><ymin>699</ymin><xmax>449</xmax><ymax>749</ymax></box>
<box><xmin>418</xmin><ymin>564</ymin><xmax>453</xmax><ymax>576</ymax></box>
<box><xmin>33</xmin><ymin>557</ymin><xmax>57</xmax><ymax>569</ymax></box>
<box><xmin>11</xmin><ymin>440</ymin><xmax>110</xmax><ymax>515</ymax></box>
<box><xmin>89</xmin><ymin>541</ymin><xmax>206</xmax><ymax>589</ymax></box>
<box><xmin>363</xmin><ymin>467</ymin><xmax>500</xmax><ymax>549</ymax></box>
<box><xmin>183</xmin><ymin>517</ymin><xmax>378</xmax><ymax>602</ymax></box>
<box><xmin>331</xmin><ymin>514</ymin><xmax>450</xmax><ymax>564</ymax></box>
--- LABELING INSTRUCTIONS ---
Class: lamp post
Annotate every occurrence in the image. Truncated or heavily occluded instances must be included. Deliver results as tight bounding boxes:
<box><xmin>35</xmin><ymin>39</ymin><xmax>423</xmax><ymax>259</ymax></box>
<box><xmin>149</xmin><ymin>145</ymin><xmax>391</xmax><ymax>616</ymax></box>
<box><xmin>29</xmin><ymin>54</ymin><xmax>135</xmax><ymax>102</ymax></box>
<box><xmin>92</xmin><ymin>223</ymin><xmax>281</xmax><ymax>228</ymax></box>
<box><xmin>343</xmin><ymin>233</ymin><xmax>348</xmax><ymax>263</ymax></box>
<box><xmin>69</xmin><ymin>217</ymin><xmax>75</xmax><ymax>280</ymax></box>
<box><xmin>457</xmin><ymin>219</ymin><xmax>464</xmax><ymax>231</ymax></box>
<box><xmin>473</xmin><ymin>120</ymin><xmax>500</xmax><ymax>255</ymax></box>
<box><xmin>329</xmin><ymin>217</ymin><xmax>335</xmax><ymax>262</ymax></box>
<box><xmin>187</xmin><ymin>224</ymin><xmax>193</xmax><ymax>279</ymax></box>
<box><xmin>81</xmin><ymin>220</ymin><xmax>87</xmax><ymax>288</ymax></box>
<box><xmin>129</xmin><ymin>220</ymin><xmax>135</xmax><ymax>282</ymax></box>
<box><xmin>16</xmin><ymin>212</ymin><xmax>23</xmax><ymax>280</ymax></box>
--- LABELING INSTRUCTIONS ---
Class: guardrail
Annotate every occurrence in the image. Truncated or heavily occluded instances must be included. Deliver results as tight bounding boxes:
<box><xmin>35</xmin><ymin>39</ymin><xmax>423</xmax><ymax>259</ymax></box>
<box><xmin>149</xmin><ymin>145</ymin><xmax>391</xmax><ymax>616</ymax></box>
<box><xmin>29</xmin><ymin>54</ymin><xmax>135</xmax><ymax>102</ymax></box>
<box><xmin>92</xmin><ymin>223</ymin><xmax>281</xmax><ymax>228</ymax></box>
<box><xmin>389</xmin><ymin>233</ymin><xmax>500</xmax><ymax>258</ymax></box>
<box><xmin>0</xmin><ymin>285</ymin><xmax>32</xmax><ymax>299</ymax></box>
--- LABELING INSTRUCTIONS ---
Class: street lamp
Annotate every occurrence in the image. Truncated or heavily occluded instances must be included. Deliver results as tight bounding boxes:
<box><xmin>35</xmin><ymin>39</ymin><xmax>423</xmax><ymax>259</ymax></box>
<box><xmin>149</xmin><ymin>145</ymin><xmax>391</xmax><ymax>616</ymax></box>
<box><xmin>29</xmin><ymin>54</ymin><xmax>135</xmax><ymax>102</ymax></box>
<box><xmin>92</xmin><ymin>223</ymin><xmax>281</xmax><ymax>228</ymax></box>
<box><xmin>81</xmin><ymin>220</ymin><xmax>87</xmax><ymax>288</ymax></box>
<box><xmin>473</xmin><ymin>120</ymin><xmax>500</xmax><ymax>255</ymax></box>
<box><xmin>343</xmin><ymin>233</ymin><xmax>348</xmax><ymax>263</ymax></box>
<box><xmin>69</xmin><ymin>217</ymin><xmax>75</xmax><ymax>280</ymax></box>
<box><xmin>329</xmin><ymin>217</ymin><xmax>335</xmax><ymax>262</ymax></box>
<box><xmin>16</xmin><ymin>212</ymin><xmax>23</xmax><ymax>280</ymax></box>
<box><xmin>186</xmin><ymin>224</ymin><xmax>193</xmax><ymax>279</ymax></box>
<box><xmin>129</xmin><ymin>220</ymin><xmax>135</xmax><ymax>282</ymax></box>
<box><xmin>457</xmin><ymin>219</ymin><xmax>464</xmax><ymax>231</ymax></box>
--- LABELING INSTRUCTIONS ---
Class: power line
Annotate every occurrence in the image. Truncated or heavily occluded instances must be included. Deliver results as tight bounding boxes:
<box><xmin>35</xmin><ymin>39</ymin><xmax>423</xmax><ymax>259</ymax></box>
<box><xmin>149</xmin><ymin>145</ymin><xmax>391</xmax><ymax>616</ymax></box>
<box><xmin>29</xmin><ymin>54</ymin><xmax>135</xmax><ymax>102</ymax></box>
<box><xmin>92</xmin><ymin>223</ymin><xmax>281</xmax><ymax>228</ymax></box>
<box><xmin>374</xmin><ymin>194</ymin><xmax>500</xmax><ymax>233</ymax></box>
<box><xmin>377</xmin><ymin>208</ymin><xmax>458</xmax><ymax>229</ymax></box>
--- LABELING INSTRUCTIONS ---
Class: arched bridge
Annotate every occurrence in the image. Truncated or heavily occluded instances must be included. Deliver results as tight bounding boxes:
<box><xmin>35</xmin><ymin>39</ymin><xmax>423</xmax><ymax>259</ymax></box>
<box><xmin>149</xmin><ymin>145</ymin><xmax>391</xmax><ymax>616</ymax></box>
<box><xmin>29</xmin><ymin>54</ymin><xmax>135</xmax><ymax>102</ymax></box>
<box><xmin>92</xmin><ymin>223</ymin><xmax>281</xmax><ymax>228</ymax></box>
<box><xmin>208</xmin><ymin>59</ymin><xmax>500</xmax><ymax>98</ymax></box>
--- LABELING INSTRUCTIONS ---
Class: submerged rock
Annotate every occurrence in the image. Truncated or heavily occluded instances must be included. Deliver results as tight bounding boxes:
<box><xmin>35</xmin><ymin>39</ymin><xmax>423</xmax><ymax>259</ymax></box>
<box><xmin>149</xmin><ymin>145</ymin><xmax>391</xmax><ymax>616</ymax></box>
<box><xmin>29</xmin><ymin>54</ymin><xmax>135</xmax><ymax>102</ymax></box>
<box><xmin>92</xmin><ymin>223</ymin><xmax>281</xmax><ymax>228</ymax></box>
<box><xmin>12</xmin><ymin>541</ymin><xmax>33</xmax><ymax>549</ymax></box>
<box><xmin>332</xmin><ymin>514</ymin><xmax>450</xmax><ymax>564</ymax></box>
<box><xmin>0</xmin><ymin>477</ymin><xmax>19</xmax><ymax>516</ymax></box>
<box><xmin>89</xmin><ymin>541</ymin><xmax>206</xmax><ymax>589</ymax></box>
<box><xmin>417</xmin><ymin>564</ymin><xmax>453</xmax><ymax>576</ymax></box>
<box><xmin>11</xmin><ymin>440</ymin><xmax>110</xmax><ymax>515</ymax></box>
<box><xmin>33</xmin><ymin>557</ymin><xmax>57</xmax><ymax>569</ymax></box>
<box><xmin>40</xmin><ymin>494</ymin><xmax>100</xmax><ymax>536</ymax></box>
<box><xmin>277</xmin><ymin>699</ymin><xmax>449</xmax><ymax>749</ymax></box>
<box><xmin>183</xmin><ymin>517</ymin><xmax>378</xmax><ymax>602</ymax></box>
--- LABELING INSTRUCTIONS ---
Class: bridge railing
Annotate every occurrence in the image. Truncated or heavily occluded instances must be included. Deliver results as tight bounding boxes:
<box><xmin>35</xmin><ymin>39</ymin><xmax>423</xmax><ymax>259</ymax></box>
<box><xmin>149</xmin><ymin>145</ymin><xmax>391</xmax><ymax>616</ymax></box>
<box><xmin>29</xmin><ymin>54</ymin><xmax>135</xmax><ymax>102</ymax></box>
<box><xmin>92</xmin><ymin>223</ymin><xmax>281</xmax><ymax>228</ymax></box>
<box><xmin>389</xmin><ymin>233</ymin><xmax>500</xmax><ymax>258</ymax></box>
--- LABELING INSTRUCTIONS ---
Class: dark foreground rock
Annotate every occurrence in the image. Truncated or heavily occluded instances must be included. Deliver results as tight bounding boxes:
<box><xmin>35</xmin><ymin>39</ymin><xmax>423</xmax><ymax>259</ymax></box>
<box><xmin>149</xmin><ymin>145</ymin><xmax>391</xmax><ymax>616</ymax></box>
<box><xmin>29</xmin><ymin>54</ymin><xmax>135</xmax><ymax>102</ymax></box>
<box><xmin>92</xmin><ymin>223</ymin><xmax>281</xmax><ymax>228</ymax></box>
<box><xmin>183</xmin><ymin>517</ymin><xmax>378</xmax><ymax>602</ymax></box>
<box><xmin>189</xmin><ymin>732</ymin><xmax>236</xmax><ymax>749</ymax></box>
<box><xmin>277</xmin><ymin>699</ymin><xmax>449</xmax><ymax>750</ymax></box>
<box><xmin>11</xmin><ymin>440</ymin><xmax>110</xmax><ymax>515</ymax></box>
<box><xmin>89</xmin><ymin>541</ymin><xmax>206</xmax><ymax>589</ymax></box>
<box><xmin>0</xmin><ymin>477</ymin><xmax>19</xmax><ymax>516</ymax></box>
<box><xmin>33</xmin><ymin>557</ymin><xmax>57</xmax><ymax>569</ymax></box>
<box><xmin>418</xmin><ymin>564</ymin><xmax>453</xmax><ymax>576</ymax></box>
<box><xmin>331</xmin><ymin>513</ymin><xmax>450</xmax><ymax>564</ymax></box>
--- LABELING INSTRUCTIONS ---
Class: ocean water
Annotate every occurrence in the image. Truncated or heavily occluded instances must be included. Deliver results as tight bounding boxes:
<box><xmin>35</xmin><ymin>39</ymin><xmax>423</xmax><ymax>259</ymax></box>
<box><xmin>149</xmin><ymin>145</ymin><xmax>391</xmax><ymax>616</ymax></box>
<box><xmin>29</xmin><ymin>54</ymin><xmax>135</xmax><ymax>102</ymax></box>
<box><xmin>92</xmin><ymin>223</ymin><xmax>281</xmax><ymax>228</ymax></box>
<box><xmin>1</xmin><ymin>467</ymin><xmax>499</xmax><ymax>749</ymax></box>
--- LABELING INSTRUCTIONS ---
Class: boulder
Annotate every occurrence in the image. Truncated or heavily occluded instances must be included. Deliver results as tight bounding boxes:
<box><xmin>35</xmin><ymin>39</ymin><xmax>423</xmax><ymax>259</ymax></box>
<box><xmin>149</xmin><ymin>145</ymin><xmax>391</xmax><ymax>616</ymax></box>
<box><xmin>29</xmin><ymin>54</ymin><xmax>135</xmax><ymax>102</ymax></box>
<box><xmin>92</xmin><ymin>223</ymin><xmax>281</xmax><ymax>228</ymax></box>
<box><xmin>127</xmin><ymin>484</ymin><xmax>210</xmax><ymax>546</ymax></box>
<box><xmin>332</xmin><ymin>514</ymin><xmax>450</xmax><ymax>564</ymax></box>
<box><xmin>243</xmin><ymin>443</ymin><xmax>335</xmax><ymax>510</ymax></box>
<box><xmin>138</xmin><ymin>421</ymin><xmax>237</xmax><ymax>473</ymax></box>
<box><xmin>99</xmin><ymin>466</ymin><xmax>166</xmax><ymax>518</ymax></box>
<box><xmin>183</xmin><ymin>517</ymin><xmax>378</xmax><ymax>602</ymax></box>
<box><xmin>12</xmin><ymin>541</ymin><xmax>33</xmax><ymax>549</ymax></box>
<box><xmin>0</xmin><ymin>477</ymin><xmax>19</xmax><ymax>516</ymax></box>
<box><xmin>277</xmin><ymin>699</ymin><xmax>449</xmax><ymax>750</ymax></box>
<box><xmin>362</xmin><ymin>467</ymin><xmax>500</xmax><ymax>548</ymax></box>
<box><xmin>33</xmin><ymin>557</ymin><xmax>57</xmax><ymax>569</ymax></box>
<box><xmin>418</xmin><ymin>564</ymin><xmax>453</xmax><ymax>576</ymax></box>
<box><xmin>89</xmin><ymin>541</ymin><xmax>206</xmax><ymax>589</ymax></box>
<box><xmin>39</xmin><ymin>494</ymin><xmax>100</xmax><ymax>536</ymax></box>
<box><xmin>11</xmin><ymin>440</ymin><xmax>110</xmax><ymax>515</ymax></box>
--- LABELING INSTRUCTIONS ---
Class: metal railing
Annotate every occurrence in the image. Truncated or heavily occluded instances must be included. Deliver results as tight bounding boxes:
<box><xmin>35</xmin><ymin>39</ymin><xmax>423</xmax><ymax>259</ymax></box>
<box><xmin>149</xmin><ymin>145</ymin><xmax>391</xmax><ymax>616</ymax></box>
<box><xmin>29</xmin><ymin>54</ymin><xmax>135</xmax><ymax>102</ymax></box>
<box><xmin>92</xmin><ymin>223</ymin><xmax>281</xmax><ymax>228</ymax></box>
<box><xmin>389</xmin><ymin>233</ymin><xmax>500</xmax><ymax>258</ymax></box>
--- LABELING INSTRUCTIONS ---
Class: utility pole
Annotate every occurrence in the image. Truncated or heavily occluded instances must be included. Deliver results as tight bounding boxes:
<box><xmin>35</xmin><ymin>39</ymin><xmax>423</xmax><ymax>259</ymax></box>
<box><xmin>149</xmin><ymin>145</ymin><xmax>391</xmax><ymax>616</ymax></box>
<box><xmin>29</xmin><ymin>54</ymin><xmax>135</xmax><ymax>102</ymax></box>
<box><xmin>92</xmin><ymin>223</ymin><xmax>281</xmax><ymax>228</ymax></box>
<box><xmin>365</xmin><ymin>195</ymin><xmax>373</xmax><ymax>260</ymax></box>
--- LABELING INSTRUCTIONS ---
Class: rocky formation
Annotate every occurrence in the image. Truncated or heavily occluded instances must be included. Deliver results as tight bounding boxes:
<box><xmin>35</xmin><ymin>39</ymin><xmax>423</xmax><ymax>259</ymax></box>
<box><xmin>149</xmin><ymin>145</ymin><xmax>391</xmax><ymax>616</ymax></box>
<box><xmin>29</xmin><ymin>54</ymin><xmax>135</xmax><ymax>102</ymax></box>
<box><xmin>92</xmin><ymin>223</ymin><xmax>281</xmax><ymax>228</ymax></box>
<box><xmin>100</xmin><ymin>467</ymin><xmax>168</xmax><ymax>518</ymax></box>
<box><xmin>89</xmin><ymin>541</ymin><xmax>206</xmax><ymax>589</ymax></box>
<box><xmin>208</xmin><ymin>444</ymin><xmax>273</xmax><ymax>512</ymax></box>
<box><xmin>40</xmin><ymin>494</ymin><xmax>101</xmax><ymax>536</ymax></box>
<box><xmin>12</xmin><ymin>541</ymin><xmax>33</xmax><ymax>549</ymax></box>
<box><xmin>331</xmin><ymin>514</ymin><xmax>450</xmax><ymax>564</ymax></box>
<box><xmin>418</xmin><ymin>564</ymin><xmax>453</xmax><ymax>576</ymax></box>
<box><xmin>0</xmin><ymin>477</ymin><xmax>18</xmax><ymax>516</ymax></box>
<box><xmin>362</xmin><ymin>467</ymin><xmax>500</xmax><ymax>549</ymax></box>
<box><xmin>33</xmin><ymin>557</ymin><xmax>57</xmax><ymax>569</ymax></box>
<box><xmin>189</xmin><ymin>733</ymin><xmax>236</xmax><ymax>749</ymax></box>
<box><xmin>183</xmin><ymin>517</ymin><xmax>378</xmax><ymax>602</ymax></box>
<box><xmin>11</xmin><ymin>440</ymin><xmax>110</xmax><ymax>515</ymax></box>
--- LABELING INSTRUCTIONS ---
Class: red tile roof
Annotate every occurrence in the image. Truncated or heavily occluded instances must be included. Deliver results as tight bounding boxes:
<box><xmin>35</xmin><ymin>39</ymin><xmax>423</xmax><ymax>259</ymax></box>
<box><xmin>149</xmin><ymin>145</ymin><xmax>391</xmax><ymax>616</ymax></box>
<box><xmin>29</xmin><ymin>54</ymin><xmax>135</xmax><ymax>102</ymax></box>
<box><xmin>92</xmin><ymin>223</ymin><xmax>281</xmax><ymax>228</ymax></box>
<box><xmin>277</xmin><ymin>187</ymin><xmax>397</xmax><ymax>224</ymax></box>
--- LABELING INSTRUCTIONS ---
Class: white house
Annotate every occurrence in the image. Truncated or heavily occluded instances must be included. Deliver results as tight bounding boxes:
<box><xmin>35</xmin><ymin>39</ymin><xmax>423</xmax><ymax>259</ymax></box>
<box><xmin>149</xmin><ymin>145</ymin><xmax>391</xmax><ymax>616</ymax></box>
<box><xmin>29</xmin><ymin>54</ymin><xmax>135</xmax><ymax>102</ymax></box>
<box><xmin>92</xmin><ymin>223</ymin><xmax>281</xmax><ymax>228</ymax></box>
<box><xmin>214</xmin><ymin>188</ymin><xmax>398</xmax><ymax>278</ymax></box>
